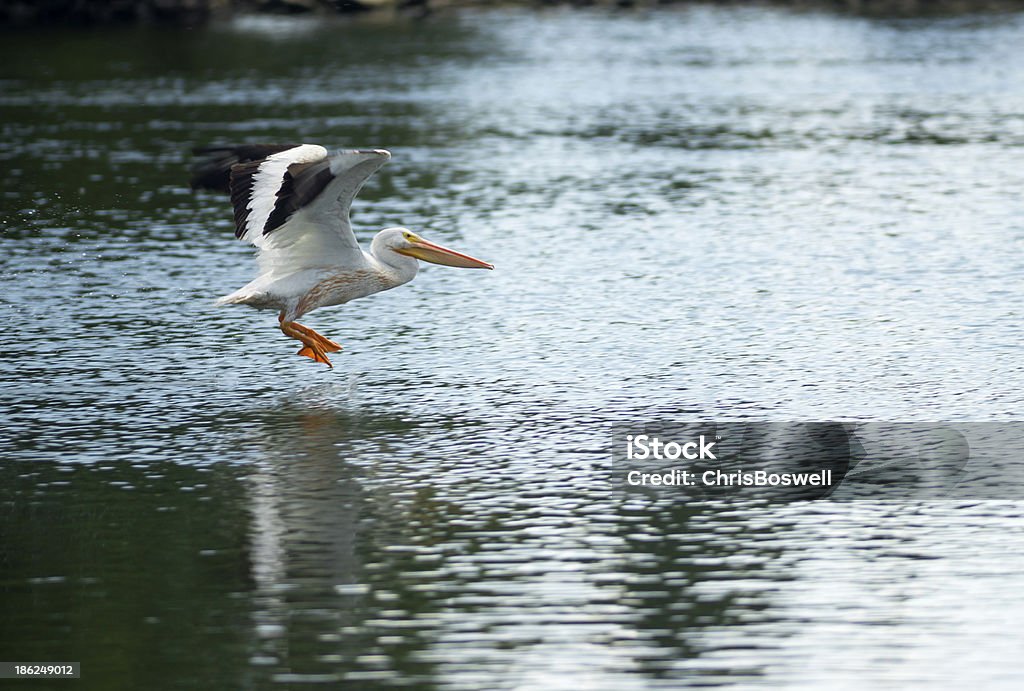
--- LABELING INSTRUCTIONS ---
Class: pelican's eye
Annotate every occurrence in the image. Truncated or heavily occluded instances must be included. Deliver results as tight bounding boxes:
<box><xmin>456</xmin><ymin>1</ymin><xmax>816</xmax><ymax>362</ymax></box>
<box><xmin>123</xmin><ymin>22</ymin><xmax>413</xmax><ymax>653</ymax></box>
<box><xmin>403</xmin><ymin>231</ymin><xmax>414</xmax><ymax>241</ymax></box>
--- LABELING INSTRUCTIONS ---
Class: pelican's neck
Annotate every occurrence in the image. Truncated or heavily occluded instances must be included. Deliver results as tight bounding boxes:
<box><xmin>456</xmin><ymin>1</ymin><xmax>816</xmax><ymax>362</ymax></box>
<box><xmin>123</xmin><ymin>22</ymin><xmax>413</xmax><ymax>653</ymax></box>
<box><xmin>368</xmin><ymin>231</ymin><xmax>418</xmax><ymax>287</ymax></box>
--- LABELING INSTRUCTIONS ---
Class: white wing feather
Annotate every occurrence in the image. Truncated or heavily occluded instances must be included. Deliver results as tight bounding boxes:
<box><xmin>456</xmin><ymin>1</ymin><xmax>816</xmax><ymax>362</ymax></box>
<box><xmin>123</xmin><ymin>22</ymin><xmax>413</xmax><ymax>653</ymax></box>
<box><xmin>241</xmin><ymin>144</ymin><xmax>327</xmax><ymax>246</ymax></box>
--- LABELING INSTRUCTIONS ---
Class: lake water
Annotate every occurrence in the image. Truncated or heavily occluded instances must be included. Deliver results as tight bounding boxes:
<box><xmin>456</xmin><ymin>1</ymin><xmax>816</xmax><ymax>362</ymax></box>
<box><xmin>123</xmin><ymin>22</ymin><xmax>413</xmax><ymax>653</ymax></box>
<box><xmin>3</xmin><ymin>5</ymin><xmax>1024</xmax><ymax>688</ymax></box>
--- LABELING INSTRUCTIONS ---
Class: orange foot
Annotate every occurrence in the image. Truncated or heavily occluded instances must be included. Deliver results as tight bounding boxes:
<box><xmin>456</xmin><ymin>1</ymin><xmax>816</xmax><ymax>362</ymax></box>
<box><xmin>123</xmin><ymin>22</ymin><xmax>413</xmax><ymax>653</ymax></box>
<box><xmin>291</xmin><ymin>322</ymin><xmax>342</xmax><ymax>353</ymax></box>
<box><xmin>296</xmin><ymin>344</ymin><xmax>333</xmax><ymax>367</ymax></box>
<box><xmin>279</xmin><ymin>314</ymin><xmax>339</xmax><ymax>368</ymax></box>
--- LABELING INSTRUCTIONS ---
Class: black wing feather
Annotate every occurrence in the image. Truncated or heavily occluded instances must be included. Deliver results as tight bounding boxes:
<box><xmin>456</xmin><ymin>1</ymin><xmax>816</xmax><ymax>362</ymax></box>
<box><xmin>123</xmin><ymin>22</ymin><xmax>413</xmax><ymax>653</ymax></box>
<box><xmin>264</xmin><ymin>160</ymin><xmax>337</xmax><ymax>235</ymax></box>
<box><xmin>228</xmin><ymin>160</ymin><xmax>262</xmax><ymax>239</ymax></box>
<box><xmin>189</xmin><ymin>143</ymin><xmax>301</xmax><ymax>193</ymax></box>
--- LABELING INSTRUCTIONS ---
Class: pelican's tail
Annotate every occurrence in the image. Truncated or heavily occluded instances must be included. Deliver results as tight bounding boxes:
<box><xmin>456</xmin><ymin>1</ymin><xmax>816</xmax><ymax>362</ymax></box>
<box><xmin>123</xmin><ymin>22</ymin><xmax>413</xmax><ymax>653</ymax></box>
<box><xmin>215</xmin><ymin>281</ymin><xmax>270</xmax><ymax>308</ymax></box>
<box><xmin>215</xmin><ymin>290</ymin><xmax>249</xmax><ymax>306</ymax></box>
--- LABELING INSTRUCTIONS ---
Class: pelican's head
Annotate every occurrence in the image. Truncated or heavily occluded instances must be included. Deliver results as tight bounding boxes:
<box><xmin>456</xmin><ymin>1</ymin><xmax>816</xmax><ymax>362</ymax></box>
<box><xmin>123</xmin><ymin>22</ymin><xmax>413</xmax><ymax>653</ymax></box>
<box><xmin>383</xmin><ymin>227</ymin><xmax>493</xmax><ymax>270</ymax></box>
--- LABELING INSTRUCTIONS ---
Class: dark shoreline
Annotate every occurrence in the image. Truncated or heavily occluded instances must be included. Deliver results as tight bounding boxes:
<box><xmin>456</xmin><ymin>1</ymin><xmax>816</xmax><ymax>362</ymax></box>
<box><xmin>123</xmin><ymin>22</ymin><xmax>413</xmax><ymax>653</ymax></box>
<box><xmin>3</xmin><ymin>0</ymin><xmax>1024</xmax><ymax>26</ymax></box>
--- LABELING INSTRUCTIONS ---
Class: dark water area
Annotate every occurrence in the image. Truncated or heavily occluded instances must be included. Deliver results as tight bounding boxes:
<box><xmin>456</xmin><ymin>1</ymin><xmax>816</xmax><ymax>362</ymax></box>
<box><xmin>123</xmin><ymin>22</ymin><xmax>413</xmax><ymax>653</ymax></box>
<box><xmin>3</xmin><ymin>6</ymin><xmax>1024</xmax><ymax>688</ymax></box>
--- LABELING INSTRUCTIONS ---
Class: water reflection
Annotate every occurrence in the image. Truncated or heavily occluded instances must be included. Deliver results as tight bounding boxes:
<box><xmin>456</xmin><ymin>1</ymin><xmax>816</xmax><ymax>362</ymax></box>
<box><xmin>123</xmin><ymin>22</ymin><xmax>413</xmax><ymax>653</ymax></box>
<box><xmin>0</xmin><ymin>459</ymin><xmax>253</xmax><ymax>687</ymax></box>
<box><xmin>242</xmin><ymin>402</ymin><xmax>402</xmax><ymax>683</ymax></box>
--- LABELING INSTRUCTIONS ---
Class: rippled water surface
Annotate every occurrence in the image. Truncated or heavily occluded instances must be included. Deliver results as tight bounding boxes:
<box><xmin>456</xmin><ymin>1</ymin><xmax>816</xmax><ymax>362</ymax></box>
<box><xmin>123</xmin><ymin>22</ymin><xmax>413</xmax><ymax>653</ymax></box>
<box><xmin>3</xmin><ymin>6</ymin><xmax>1024</xmax><ymax>688</ymax></box>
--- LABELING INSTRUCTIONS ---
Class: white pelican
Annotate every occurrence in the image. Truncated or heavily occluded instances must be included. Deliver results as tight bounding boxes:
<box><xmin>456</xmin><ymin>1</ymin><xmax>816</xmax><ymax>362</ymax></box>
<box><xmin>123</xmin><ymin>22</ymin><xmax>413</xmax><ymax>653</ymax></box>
<box><xmin>190</xmin><ymin>144</ymin><xmax>493</xmax><ymax>368</ymax></box>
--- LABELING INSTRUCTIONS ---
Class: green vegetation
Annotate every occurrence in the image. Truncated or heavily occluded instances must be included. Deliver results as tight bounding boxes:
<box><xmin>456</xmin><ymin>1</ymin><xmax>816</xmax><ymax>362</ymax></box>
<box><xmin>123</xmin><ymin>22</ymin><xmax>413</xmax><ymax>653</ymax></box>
<box><xmin>3</xmin><ymin>0</ymin><xmax>1024</xmax><ymax>26</ymax></box>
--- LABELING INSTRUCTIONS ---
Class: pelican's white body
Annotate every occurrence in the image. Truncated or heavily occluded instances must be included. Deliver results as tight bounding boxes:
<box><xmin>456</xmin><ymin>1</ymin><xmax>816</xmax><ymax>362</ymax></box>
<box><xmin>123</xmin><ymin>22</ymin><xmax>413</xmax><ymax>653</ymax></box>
<box><xmin>218</xmin><ymin>230</ymin><xmax>419</xmax><ymax>321</ymax></box>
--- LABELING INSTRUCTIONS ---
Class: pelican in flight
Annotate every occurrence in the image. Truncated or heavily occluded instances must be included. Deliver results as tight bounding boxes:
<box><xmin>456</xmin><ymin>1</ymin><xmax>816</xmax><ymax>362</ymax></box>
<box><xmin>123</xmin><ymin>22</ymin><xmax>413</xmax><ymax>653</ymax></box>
<box><xmin>190</xmin><ymin>144</ymin><xmax>493</xmax><ymax>368</ymax></box>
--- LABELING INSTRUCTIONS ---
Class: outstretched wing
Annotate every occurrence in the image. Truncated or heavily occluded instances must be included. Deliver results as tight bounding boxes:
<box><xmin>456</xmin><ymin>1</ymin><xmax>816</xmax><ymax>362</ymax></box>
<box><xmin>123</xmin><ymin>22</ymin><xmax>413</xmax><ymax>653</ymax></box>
<box><xmin>193</xmin><ymin>144</ymin><xmax>392</xmax><ymax>273</ymax></box>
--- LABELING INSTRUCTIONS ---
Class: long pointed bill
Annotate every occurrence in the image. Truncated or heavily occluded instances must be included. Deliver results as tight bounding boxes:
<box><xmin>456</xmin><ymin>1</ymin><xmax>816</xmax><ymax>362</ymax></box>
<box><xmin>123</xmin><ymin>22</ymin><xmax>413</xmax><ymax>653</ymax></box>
<box><xmin>402</xmin><ymin>239</ymin><xmax>494</xmax><ymax>269</ymax></box>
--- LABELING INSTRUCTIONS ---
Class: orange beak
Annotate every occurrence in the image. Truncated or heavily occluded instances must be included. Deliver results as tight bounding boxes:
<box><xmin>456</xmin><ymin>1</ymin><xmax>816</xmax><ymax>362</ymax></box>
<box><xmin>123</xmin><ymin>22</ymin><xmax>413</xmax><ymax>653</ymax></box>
<box><xmin>397</xmin><ymin>238</ymin><xmax>494</xmax><ymax>269</ymax></box>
